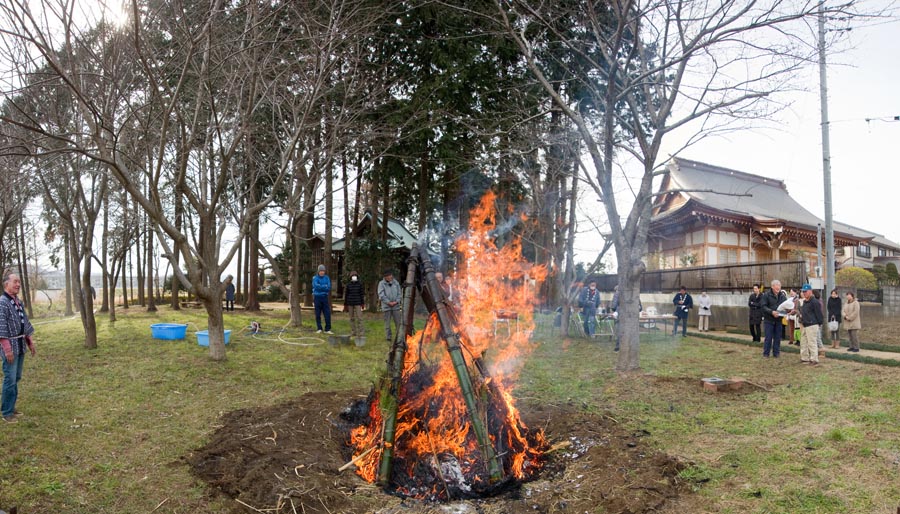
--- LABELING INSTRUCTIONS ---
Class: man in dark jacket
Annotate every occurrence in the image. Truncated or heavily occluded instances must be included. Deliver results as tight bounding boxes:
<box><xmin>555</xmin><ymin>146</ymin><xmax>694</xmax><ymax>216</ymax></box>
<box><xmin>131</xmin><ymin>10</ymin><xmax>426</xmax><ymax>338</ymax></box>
<box><xmin>798</xmin><ymin>284</ymin><xmax>823</xmax><ymax>365</ymax></box>
<box><xmin>671</xmin><ymin>286</ymin><xmax>692</xmax><ymax>336</ymax></box>
<box><xmin>344</xmin><ymin>271</ymin><xmax>366</xmax><ymax>344</ymax></box>
<box><xmin>748</xmin><ymin>284</ymin><xmax>763</xmax><ymax>342</ymax></box>
<box><xmin>759</xmin><ymin>279</ymin><xmax>787</xmax><ymax>358</ymax></box>
<box><xmin>580</xmin><ymin>281</ymin><xmax>602</xmax><ymax>337</ymax></box>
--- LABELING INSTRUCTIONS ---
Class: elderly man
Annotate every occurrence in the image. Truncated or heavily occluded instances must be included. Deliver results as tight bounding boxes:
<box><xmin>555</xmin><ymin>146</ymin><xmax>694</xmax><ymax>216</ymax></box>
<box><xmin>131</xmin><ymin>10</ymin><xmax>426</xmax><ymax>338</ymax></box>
<box><xmin>760</xmin><ymin>279</ymin><xmax>788</xmax><ymax>358</ymax></box>
<box><xmin>1</xmin><ymin>272</ymin><xmax>36</xmax><ymax>423</ymax></box>
<box><xmin>378</xmin><ymin>270</ymin><xmax>402</xmax><ymax>342</ymax></box>
<box><xmin>798</xmin><ymin>284</ymin><xmax>823</xmax><ymax>365</ymax></box>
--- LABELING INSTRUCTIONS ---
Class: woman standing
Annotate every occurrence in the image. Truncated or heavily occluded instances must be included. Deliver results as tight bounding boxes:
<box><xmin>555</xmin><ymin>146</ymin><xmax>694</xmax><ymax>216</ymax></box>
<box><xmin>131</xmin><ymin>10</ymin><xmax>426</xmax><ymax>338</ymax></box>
<box><xmin>842</xmin><ymin>292</ymin><xmax>861</xmax><ymax>352</ymax></box>
<box><xmin>697</xmin><ymin>291</ymin><xmax>712</xmax><ymax>332</ymax></box>
<box><xmin>748</xmin><ymin>284</ymin><xmax>763</xmax><ymax>342</ymax></box>
<box><xmin>826</xmin><ymin>289</ymin><xmax>842</xmax><ymax>348</ymax></box>
<box><xmin>223</xmin><ymin>275</ymin><xmax>236</xmax><ymax>312</ymax></box>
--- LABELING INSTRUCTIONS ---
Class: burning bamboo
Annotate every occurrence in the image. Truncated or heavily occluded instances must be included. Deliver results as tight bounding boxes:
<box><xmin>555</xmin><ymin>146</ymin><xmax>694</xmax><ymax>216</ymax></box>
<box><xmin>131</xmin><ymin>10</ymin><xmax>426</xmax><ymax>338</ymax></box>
<box><xmin>417</xmin><ymin>250</ymin><xmax>504</xmax><ymax>483</ymax></box>
<box><xmin>377</xmin><ymin>246</ymin><xmax>421</xmax><ymax>485</ymax></box>
<box><xmin>348</xmin><ymin>192</ymin><xmax>548</xmax><ymax>500</ymax></box>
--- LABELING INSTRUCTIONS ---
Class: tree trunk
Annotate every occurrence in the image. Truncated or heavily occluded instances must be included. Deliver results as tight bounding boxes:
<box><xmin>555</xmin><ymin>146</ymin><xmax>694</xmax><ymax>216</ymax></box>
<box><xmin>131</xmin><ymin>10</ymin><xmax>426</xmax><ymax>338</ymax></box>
<box><xmin>170</xmin><ymin>192</ymin><xmax>183</xmax><ymax>310</ymax></box>
<box><xmin>342</xmin><ymin>151</ymin><xmax>350</xmax><ymax>242</ymax></box>
<box><xmin>561</xmin><ymin>168</ymin><xmax>578</xmax><ymax>335</ymax></box>
<box><xmin>124</xmin><ymin>246</ymin><xmax>131</xmax><ymax>309</ymax></box>
<box><xmin>108</xmin><ymin>258</ymin><xmax>118</xmax><ymax>322</ymax></box>
<box><xmin>289</xmin><ymin>219</ymin><xmax>303</xmax><ymax>327</ymax></box>
<box><xmin>17</xmin><ymin>221</ymin><xmax>33</xmax><ymax>318</ymax></box>
<box><xmin>614</xmin><ymin>268</ymin><xmax>642</xmax><ymax>372</ymax></box>
<box><xmin>64</xmin><ymin>232</ymin><xmax>74</xmax><ymax>315</ymax></box>
<box><xmin>100</xmin><ymin>196</ymin><xmax>110</xmax><ymax>313</ymax></box>
<box><xmin>135</xmin><ymin>204</ymin><xmax>144</xmax><ymax>307</ymax></box>
<box><xmin>246</xmin><ymin>183</ymin><xmax>260</xmax><ymax>311</ymax></box>
<box><xmin>242</xmin><ymin>231</ymin><xmax>250</xmax><ymax>304</ymax></box>
<box><xmin>202</xmin><ymin>294</ymin><xmax>228</xmax><ymax>361</ymax></box>
<box><xmin>146</xmin><ymin>227</ymin><xmax>157</xmax><ymax>312</ymax></box>
<box><xmin>325</xmin><ymin>148</ymin><xmax>334</xmax><ymax>275</ymax></box>
<box><xmin>80</xmin><ymin>257</ymin><xmax>98</xmax><ymax>350</ymax></box>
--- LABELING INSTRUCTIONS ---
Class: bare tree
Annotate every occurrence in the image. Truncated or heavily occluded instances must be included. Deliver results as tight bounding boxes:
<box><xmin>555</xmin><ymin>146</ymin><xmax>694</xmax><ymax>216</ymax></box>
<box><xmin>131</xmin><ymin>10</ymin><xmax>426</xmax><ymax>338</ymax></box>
<box><xmin>496</xmin><ymin>0</ymin><xmax>866</xmax><ymax>370</ymax></box>
<box><xmin>0</xmin><ymin>128</ymin><xmax>33</xmax><ymax>270</ymax></box>
<box><xmin>0</xmin><ymin>0</ymin><xmax>390</xmax><ymax>359</ymax></box>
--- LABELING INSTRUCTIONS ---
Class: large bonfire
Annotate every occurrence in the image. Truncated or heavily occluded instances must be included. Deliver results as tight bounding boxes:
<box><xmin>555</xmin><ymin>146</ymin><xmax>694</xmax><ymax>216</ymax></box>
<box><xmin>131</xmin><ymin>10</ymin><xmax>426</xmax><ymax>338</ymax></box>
<box><xmin>345</xmin><ymin>191</ymin><xmax>550</xmax><ymax>500</ymax></box>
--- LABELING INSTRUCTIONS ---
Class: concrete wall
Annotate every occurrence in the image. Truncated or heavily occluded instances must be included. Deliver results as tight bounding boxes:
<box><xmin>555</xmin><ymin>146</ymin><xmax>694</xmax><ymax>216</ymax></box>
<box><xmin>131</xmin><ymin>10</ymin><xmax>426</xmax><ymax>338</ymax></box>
<box><xmin>883</xmin><ymin>286</ymin><xmax>900</xmax><ymax>316</ymax></box>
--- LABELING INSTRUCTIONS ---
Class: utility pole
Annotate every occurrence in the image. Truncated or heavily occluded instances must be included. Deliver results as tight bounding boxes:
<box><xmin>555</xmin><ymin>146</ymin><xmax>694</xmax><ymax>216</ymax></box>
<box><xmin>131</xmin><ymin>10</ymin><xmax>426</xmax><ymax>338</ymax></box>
<box><xmin>818</xmin><ymin>0</ymin><xmax>836</xmax><ymax>294</ymax></box>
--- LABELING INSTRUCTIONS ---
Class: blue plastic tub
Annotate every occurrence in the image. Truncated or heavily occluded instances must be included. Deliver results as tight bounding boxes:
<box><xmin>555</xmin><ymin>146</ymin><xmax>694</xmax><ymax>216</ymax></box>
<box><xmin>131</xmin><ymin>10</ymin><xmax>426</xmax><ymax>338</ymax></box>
<box><xmin>196</xmin><ymin>330</ymin><xmax>231</xmax><ymax>347</ymax></box>
<box><xmin>151</xmin><ymin>323</ymin><xmax>188</xmax><ymax>340</ymax></box>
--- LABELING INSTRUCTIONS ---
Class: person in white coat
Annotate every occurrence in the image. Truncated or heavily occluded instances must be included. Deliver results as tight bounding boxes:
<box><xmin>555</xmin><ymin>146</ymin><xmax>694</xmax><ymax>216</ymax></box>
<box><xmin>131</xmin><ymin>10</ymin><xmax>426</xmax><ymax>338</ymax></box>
<box><xmin>697</xmin><ymin>291</ymin><xmax>712</xmax><ymax>332</ymax></box>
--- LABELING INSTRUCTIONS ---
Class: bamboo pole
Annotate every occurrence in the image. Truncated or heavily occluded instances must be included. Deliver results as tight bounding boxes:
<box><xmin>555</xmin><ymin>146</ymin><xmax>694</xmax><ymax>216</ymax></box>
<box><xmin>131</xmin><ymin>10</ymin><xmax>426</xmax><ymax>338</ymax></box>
<box><xmin>419</xmin><ymin>251</ymin><xmax>504</xmax><ymax>483</ymax></box>
<box><xmin>377</xmin><ymin>246</ymin><xmax>420</xmax><ymax>485</ymax></box>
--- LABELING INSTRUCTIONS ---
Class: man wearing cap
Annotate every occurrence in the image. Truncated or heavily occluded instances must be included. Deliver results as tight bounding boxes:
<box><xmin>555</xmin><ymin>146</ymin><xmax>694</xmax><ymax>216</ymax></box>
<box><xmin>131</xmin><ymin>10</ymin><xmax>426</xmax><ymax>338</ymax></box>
<box><xmin>312</xmin><ymin>265</ymin><xmax>333</xmax><ymax>334</ymax></box>
<box><xmin>378</xmin><ymin>270</ymin><xmax>402</xmax><ymax>342</ymax></box>
<box><xmin>799</xmin><ymin>284</ymin><xmax>823</xmax><ymax>365</ymax></box>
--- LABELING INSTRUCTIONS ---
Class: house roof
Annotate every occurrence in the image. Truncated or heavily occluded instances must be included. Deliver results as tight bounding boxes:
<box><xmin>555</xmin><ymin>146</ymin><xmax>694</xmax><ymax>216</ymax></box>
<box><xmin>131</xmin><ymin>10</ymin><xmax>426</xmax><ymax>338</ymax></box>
<box><xmin>653</xmin><ymin>158</ymin><xmax>869</xmax><ymax>243</ymax></box>
<box><xmin>831</xmin><ymin>221</ymin><xmax>900</xmax><ymax>251</ymax></box>
<box><xmin>332</xmin><ymin>211</ymin><xmax>417</xmax><ymax>251</ymax></box>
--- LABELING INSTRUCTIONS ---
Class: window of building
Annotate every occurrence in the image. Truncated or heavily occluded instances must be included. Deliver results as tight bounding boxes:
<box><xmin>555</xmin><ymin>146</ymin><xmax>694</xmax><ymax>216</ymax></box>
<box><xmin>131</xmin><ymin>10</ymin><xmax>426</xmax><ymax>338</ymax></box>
<box><xmin>720</xmin><ymin>248</ymin><xmax>739</xmax><ymax>264</ymax></box>
<box><xmin>878</xmin><ymin>247</ymin><xmax>887</xmax><ymax>257</ymax></box>
<box><xmin>856</xmin><ymin>243</ymin><xmax>871</xmax><ymax>258</ymax></box>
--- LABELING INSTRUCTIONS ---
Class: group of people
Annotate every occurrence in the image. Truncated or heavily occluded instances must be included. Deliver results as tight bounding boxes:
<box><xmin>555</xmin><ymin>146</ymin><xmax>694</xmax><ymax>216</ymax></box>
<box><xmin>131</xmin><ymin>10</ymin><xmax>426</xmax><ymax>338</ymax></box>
<box><xmin>312</xmin><ymin>265</ymin><xmax>456</xmax><ymax>344</ymax></box>
<box><xmin>311</xmin><ymin>264</ymin><xmax>402</xmax><ymax>341</ymax></box>
<box><xmin>577</xmin><ymin>282</ymin><xmax>706</xmax><ymax>342</ymax></box>
<box><xmin>748</xmin><ymin>280</ymin><xmax>862</xmax><ymax>363</ymax></box>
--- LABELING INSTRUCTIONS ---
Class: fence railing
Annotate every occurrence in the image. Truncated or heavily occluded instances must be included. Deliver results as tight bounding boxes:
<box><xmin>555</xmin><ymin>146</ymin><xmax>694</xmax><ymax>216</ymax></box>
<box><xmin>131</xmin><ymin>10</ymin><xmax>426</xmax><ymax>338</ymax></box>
<box><xmin>856</xmin><ymin>288</ymin><xmax>883</xmax><ymax>303</ymax></box>
<box><xmin>592</xmin><ymin>260</ymin><xmax>808</xmax><ymax>293</ymax></box>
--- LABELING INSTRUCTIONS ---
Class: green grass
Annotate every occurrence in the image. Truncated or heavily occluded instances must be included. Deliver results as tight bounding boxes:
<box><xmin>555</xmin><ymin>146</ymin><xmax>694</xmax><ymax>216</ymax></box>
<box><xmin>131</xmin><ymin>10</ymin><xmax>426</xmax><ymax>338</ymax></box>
<box><xmin>2</xmin><ymin>305</ymin><xmax>899</xmax><ymax>513</ymax></box>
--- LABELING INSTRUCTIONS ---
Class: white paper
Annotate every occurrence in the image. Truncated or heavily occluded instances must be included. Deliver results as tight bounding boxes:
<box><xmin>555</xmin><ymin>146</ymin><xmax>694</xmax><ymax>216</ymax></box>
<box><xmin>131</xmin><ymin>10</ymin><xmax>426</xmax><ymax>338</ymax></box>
<box><xmin>777</xmin><ymin>299</ymin><xmax>796</xmax><ymax>313</ymax></box>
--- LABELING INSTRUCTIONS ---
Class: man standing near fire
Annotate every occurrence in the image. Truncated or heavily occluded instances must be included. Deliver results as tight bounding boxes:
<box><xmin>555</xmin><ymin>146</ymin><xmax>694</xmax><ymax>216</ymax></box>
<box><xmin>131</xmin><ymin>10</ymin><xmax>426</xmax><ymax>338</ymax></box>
<box><xmin>1</xmin><ymin>272</ymin><xmax>36</xmax><ymax>424</ymax></box>
<box><xmin>798</xmin><ymin>284</ymin><xmax>823</xmax><ymax>365</ymax></box>
<box><xmin>378</xmin><ymin>270</ymin><xmax>402</xmax><ymax>342</ymax></box>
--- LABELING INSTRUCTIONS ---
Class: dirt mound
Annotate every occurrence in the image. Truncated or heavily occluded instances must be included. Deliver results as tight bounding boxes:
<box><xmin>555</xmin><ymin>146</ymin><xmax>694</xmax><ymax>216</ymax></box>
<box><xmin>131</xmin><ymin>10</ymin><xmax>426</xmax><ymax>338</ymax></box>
<box><xmin>186</xmin><ymin>391</ymin><xmax>690</xmax><ymax>513</ymax></box>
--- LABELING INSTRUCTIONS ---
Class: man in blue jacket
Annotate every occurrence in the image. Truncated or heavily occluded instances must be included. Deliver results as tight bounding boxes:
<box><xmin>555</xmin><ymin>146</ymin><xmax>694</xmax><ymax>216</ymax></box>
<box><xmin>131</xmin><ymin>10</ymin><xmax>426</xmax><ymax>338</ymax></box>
<box><xmin>312</xmin><ymin>265</ymin><xmax>333</xmax><ymax>334</ymax></box>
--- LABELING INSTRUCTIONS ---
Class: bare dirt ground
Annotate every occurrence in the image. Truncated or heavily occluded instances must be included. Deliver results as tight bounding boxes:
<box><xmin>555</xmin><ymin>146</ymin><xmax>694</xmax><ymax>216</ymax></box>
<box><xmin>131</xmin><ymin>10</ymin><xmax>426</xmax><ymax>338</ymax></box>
<box><xmin>187</xmin><ymin>391</ymin><xmax>691</xmax><ymax>514</ymax></box>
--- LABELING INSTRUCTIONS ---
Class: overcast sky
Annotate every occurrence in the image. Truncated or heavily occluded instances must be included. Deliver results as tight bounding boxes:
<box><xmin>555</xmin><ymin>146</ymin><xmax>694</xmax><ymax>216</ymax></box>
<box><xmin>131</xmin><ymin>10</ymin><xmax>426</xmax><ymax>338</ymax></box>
<box><xmin>572</xmin><ymin>11</ymin><xmax>900</xmax><ymax>270</ymax></box>
<box><xmin>662</xmin><ymin>16</ymin><xmax>900</xmax><ymax>245</ymax></box>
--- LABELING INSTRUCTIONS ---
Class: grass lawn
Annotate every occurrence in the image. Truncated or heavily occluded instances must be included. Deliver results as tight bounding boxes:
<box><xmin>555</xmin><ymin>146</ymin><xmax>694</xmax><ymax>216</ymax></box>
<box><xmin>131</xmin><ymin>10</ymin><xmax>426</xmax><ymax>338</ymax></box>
<box><xmin>1</xmin><ymin>306</ymin><xmax>898</xmax><ymax>513</ymax></box>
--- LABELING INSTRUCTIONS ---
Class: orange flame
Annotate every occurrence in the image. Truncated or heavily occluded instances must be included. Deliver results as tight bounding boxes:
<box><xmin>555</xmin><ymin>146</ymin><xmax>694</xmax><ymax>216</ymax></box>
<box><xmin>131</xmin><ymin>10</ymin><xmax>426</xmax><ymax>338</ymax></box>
<box><xmin>348</xmin><ymin>191</ymin><xmax>548</xmax><ymax>499</ymax></box>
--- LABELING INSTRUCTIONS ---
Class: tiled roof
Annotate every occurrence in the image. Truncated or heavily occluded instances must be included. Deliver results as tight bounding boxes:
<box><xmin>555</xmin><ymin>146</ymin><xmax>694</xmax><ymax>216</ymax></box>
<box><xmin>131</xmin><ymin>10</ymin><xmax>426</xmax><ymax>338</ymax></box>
<box><xmin>654</xmin><ymin>158</ymin><xmax>870</xmax><ymax>242</ymax></box>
